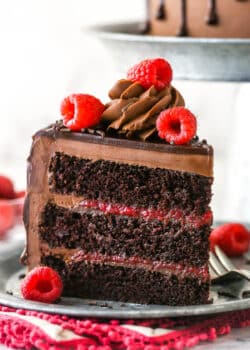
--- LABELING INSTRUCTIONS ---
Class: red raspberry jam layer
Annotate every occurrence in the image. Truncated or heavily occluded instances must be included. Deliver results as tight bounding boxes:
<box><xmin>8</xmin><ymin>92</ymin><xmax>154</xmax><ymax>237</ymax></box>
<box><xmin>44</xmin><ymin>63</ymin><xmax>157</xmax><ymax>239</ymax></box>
<box><xmin>72</xmin><ymin>250</ymin><xmax>209</xmax><ymax>281</ymax></box>
<box><xmin>78</xmin><ymin>200</ymin><xmax>212</xmax><ymax>228</ymax></box>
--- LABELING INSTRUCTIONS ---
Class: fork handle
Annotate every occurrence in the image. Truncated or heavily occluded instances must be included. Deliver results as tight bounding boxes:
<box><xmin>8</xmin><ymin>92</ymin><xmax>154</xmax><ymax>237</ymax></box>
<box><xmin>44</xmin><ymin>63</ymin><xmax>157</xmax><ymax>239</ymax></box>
<box><xmin>234</xmin><ymin>269</ymin><xmax>250</xmax><ymax>281</ymax></box>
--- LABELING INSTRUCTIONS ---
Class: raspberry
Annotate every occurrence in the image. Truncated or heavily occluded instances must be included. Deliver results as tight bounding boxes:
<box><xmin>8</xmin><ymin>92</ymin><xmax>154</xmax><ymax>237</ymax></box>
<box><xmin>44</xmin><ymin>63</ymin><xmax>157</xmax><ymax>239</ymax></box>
<box><xmin>21</xmin><ymin>266</ymin><xmax>63</xmax><ymax>303</ymax></box>
<box><xmin>156</xmin><ymin>107</ymin><xmax>197</xmax><ymax>145</ymax></box>
<box><xmin>127</xmin><ymin>58</ymin><xmax>172</xmax><ymax>91</ymax></box>
<box><xmin>15</xmin><ymin>190</ymin><xmax>26</xmax><ymax>198</ymax></box>
<box><xmin>0</xmin><ymin>175</ymin><xmax>15</xmax><ymax>199</ymax></box>
<box><xmin>0</xmin><ymin>200</ymin><xmax>15</xmax><ymax>236</ymax></box>
<box><xmin>210</xmin><ymin>223</ymin><xmax>250</xmax><ymax>257</ymax></box>
<box><xmin>60</xmin><ymin>94</ymin><xmax>105</xmax><ymax>131</ymax></box>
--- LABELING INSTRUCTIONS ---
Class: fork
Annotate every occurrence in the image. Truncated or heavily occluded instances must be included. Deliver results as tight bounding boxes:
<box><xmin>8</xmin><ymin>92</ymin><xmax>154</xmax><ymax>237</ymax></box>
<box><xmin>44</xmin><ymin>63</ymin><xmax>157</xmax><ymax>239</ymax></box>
<box><xmin>209</xmin><ymin>245</ymin><xmax>250</xmax><ymax>281</ymax></box>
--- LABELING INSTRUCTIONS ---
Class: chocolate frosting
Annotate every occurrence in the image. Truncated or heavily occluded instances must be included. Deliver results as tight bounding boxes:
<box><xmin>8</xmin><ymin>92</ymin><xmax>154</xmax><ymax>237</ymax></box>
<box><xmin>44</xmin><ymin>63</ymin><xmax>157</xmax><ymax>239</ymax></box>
<box><xmin>102</xmin><ymin>80</ymin><xmax>185</xmax><ymax>141</ymax></box>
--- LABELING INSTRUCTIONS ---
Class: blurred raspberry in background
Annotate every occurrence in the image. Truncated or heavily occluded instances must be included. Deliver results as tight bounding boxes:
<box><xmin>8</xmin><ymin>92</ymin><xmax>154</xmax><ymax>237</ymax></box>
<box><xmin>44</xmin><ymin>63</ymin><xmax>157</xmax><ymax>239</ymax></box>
<box><xmin>0</xmin><ymin>175</ymin><xmax>25</xmax><ymax>239</ymax></box>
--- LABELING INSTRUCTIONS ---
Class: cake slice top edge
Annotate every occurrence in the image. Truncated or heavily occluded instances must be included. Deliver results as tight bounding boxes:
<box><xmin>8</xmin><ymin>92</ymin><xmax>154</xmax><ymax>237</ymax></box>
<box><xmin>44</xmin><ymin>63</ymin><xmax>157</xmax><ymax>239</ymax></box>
<box><xmin>30</xmin><ymin>125</ymin><xmax>213</xmax><ymax>178</ymax></box>
<box><xmin>34</xmin><ymin>123</ymin><xmax>213</xmax><ymax>157</ymax></box>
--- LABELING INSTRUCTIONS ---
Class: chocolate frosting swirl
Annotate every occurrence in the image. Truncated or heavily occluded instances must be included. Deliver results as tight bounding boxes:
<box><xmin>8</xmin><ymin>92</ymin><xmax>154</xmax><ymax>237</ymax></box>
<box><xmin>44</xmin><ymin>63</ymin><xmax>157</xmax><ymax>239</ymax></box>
<box><xmin>102</xmin><ymin>79</ymin><xmax>185</xmax><ymax>141</ymax></box>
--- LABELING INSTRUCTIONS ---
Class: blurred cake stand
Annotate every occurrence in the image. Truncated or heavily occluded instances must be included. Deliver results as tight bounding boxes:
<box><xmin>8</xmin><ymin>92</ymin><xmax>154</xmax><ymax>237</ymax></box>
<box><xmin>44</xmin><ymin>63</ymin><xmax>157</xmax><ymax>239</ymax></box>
<box><xmin>86</xmin><ymin>21</ymin><xmax>250</xmax><ymax>82</ymax></box>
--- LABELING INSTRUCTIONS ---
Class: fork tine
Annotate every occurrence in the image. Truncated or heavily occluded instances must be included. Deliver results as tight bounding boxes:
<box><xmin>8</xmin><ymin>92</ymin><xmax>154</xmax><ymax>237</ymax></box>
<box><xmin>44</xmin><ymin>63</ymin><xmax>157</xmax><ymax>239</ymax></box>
<box><xmin>209</xmin><ymin>262</ymin><xmax>219</xmax><ymax>279</ymax></box>
<box><xmin>214</xmin><ymin>245</ymin><xmax>235</xmax><ymax>271</ymax></box>
<box><xmin>209</xmin><ymin>251</ymin><xmax>227</xmax><ymax>276</ymax></box>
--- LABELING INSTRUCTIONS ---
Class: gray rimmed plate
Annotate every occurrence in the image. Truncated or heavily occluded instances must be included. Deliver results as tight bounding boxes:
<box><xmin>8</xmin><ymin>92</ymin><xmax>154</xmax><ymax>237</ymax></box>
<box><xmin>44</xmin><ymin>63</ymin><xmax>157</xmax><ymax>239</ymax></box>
<box><xmin>85</xmin><ymin>21</ymin><xmax>250</xmax><ymax>82</ymax></box>
<box><xmin>0</xmin><ymin>238</ymin><xmax>250</xmax><ymax>319</ymax></box>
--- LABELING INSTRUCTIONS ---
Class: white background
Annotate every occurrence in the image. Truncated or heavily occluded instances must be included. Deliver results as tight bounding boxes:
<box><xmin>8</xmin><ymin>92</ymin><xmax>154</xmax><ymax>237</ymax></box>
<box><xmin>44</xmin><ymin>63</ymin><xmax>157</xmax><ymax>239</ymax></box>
<box><xmin>0</xmin><ymin>0</ymin><xmax>249</xmax><ymax>222</ymax></box>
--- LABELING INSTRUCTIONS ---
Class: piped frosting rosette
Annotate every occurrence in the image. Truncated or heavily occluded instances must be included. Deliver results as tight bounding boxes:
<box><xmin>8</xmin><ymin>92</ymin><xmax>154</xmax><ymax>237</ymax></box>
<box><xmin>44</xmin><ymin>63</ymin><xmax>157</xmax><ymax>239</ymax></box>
<box><xmin>102</xmin><ymin>79</ymin><xmax>185</xmax><ymax>141</ymax></box>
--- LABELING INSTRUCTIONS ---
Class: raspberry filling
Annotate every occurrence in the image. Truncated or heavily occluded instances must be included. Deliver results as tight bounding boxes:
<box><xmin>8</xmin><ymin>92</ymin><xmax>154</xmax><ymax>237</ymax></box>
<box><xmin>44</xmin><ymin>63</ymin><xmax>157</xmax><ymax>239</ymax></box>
<box><xmin>71</xmin><ymin>250</ymin><xmax>209</xmax><ymax>281</ymax></box>
<box><xmin>78</xmin><ymin>200</ymin><xmax>212</xmax><ymax>228</ymax></box>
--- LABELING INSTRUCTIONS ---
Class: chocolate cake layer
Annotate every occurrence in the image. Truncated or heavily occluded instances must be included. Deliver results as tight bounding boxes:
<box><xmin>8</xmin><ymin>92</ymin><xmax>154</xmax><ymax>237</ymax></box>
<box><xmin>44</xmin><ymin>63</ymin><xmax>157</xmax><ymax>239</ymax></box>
<box><xmin>49</xmin><ymin>152</ymin><xmax>212</xmax><ymax>214</ymax></box>
<box><xmin>41</xmin><ymin>255</ymin><xmax>210</xmax><ymax>306</ymax></box>
<box><xmin>39</xmin><ymin>203</ymin><xmax>210</xmax><ymax>266</ymax></box>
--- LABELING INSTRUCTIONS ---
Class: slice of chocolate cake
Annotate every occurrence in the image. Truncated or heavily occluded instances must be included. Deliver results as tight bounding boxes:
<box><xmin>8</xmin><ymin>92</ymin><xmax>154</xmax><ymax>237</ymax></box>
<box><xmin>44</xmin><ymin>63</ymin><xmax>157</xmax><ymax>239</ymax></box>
<box><xmin>22</xmin><ymin>58</ymin><xmax>213</xmax><ymax>306</ymax></box>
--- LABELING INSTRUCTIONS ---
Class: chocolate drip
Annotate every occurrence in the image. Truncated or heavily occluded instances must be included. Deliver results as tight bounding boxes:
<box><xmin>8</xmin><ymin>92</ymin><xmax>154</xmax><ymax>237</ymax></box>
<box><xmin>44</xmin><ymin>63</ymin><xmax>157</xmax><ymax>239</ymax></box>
<box><xmin>156</xmin><ymin>0</ymin><xmax>167</xmax><ymax>20</ymax></box>
<box><xmin>177</xmin><ymin>0</ymin><xmax>188</xmax><ymax>37</ymax></box>
<box><xmin>206</xmin><ymin>0</ymin><xmax>219</xmax><ymax>25</ymax></box>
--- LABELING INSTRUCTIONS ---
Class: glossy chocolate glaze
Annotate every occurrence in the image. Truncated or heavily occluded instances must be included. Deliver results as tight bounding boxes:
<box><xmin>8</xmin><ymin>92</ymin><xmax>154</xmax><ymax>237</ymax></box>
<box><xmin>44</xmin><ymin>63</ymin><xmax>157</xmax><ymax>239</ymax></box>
<box><xmin>206</xmin><ymin>0</ymin><xmax>219</xmax><ymax>25</ymax></box>
<box><xmin>35</xmin><ymin>124</ymin><xmax>213</xmax><ymax>156</ymax></box>
<box><xmin>178</xmin><ymin>0</ymin><xmax>188</xmax><ymax>37</ymax></box>
<box><xmin>156</xmin><ymin>0</ymin><xmax>167</xmax><ymax>19</ymax></box>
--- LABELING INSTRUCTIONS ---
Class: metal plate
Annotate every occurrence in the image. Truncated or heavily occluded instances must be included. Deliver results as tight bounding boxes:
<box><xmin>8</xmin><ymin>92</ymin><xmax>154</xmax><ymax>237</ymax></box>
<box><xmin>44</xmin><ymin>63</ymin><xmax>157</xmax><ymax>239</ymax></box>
<box><xmin>0</xmin><ymin>242</ymin><xmax>250</xmax><ymax>319</ymax></box>
<box><xmin>85</xmin><ymin>21</ymin><xmax>250</xmax><ymax>82</ymax></box>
